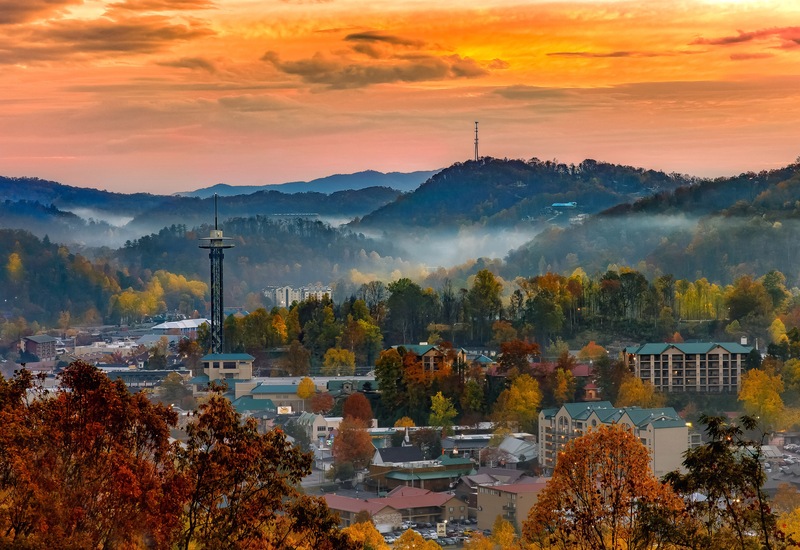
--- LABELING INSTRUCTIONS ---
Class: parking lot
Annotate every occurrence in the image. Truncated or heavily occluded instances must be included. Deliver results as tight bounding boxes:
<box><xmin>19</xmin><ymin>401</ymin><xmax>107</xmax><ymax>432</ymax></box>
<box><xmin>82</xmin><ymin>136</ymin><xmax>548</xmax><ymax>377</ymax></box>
<box><xmin>382</xmin><ymin>520</ymin><xmax>491</xmax><ymax>547</ymax></box>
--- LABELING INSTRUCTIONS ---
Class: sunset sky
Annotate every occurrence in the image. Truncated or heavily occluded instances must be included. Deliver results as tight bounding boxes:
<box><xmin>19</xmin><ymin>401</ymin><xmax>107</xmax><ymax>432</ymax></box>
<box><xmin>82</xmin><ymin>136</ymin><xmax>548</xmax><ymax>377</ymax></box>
<box><xmin>2</xmin><ymin>0</ymin><xmax>800</xmax><ymax>194</ymax></box>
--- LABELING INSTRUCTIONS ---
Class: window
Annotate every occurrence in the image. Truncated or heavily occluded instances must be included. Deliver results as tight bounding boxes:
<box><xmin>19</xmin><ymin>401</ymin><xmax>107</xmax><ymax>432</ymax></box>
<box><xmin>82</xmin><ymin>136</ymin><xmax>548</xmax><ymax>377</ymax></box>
<box><xmin>449</xmin><ymin>507</ymin><xmax>453</xmax><ymax>512</ymax></box>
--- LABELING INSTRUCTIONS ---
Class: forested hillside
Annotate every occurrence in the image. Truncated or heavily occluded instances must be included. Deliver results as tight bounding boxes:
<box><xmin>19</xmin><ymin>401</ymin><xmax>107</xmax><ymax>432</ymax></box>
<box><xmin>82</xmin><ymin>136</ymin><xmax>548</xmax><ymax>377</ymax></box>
<box><xmin>0</xmin><ymin>176</ymin><xmax>176</xmax><ymax>217</ymax></box>
<box><xmin>504</xmin><ymin>162</ymin><xmax>800</xmax><ymax>284</ymax></box>
<box><xmin>0</xmin><ymin>200</ymin><xmax>126</xmax><ymax>248</ymax></box>
<box><xmin>354</xmin><ymin>157</ymin><xmax>691</xmax><ymax>231</ymax></box>
<box><xmin>115</xmin><ymin>217</ymin><xmax>406</xmax><ymax>308</ymax></box>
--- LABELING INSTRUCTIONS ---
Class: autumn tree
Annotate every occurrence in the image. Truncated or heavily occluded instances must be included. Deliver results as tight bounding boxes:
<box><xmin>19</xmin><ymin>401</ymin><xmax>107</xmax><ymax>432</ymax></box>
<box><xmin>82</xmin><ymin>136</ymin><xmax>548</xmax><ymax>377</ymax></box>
<box><xmin>394</xmin><ymin>416</ymin><xmax>415</xmax><ymax>428</ymax></box>
<box><xmin>297</xmin><ymin>376</ymin><xmax>317</xmax><ymax>400</ymax></box>
<box><xmin>739</xmin><ymin>367</ymin><xmax>785</xmax><ymax>429</ymax></box>
<box><xmin>342</xmin><ymin>520</ymin><xmax>390</xmax><ymax>550</ymax></box>
<box><xmin>177</xmin><ymin>388</ymin><xmax>354</xmax><ymax>549</ymax></box>
<box><xmin>178</xmin><ymin>337</ymin><xmax>204</xmax><ymax>375</ymax></box>
<box><xmin>393</xmin><ymin>529</ymin><xmax>441</xmax><ymax>550</ymax></box>
<box><xmin>552</xmin><ymin>367</ymin><xmax>576</xmax><ymax>406</ymax></box>
<box><xmin>429</xmin><ymin>391</ymin><xmax>458</xmax><ymax>436</ymax></box>
<box><xmin>343</xmin><ymin>392</ymin><xmax>373</xmax><ymax>423</ymax></box>
<box><xmin>523</xmin><ymin>424</ymin><xmax>684</xmax><ymax>550</ymax></box>
<box><xmin>332</xmin><ymin>417</ymin><xmax>374</xmax><ymax>472</ymax></box>
<box><xmin>284</xmin><ymin>340</ymin><xmax>311</xmax><ymax>376</ymax></box>
<box><xmin>310</xmin><ymin>391</ymin><xmax>335</xmax><ymax>414</ymax></box>
<box><xmin>577</xmin><ymin>340</ymin><xmax>607</xmax><ymax>362</ymax></box>
<box><xmin>159</xmin><ymin>371</ymin><xmax>194</xmax><ymax>408</ymax></box>
<box><xmin>496</xmin><ymin>339</ymin><xmax>539</xmax><ymax>376</ymax></box>
<box><xmin>0</xmin><ymin>362</ymin><xmax>185</xmax><ymax>548</ymax></box>
<box><xmin>492</xmin><ymin>374</ymin><xmax>541</xmax><ymax>432</ymax></box>
<box><xmin>616</xmin><ymin>377</ymin><xmax>666</xmax><ymax>408</ymax></box>
<box><xmin>491</xmin><ymin>515</ymin><xmax>518</xmax><ymax>548</ymax></box>
<box><xmin>322</xmin><ymin>347</ymin><xmax>356</xmax><ymax>376</ymax></box>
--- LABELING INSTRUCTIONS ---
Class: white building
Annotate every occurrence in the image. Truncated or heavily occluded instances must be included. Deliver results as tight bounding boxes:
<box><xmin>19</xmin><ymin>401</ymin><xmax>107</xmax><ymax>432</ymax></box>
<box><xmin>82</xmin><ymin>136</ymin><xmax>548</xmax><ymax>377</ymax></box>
<box><xmin>264</xmin><ymin>285</ymin><xmax>332</xmax><ymax>308</ymax></box>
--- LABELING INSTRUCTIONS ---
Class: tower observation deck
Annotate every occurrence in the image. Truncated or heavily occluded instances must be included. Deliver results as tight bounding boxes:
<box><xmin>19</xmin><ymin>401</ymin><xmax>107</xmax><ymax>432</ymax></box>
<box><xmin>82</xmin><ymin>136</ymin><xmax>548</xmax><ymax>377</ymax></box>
<box><xmin>198</xmin><ymin>195</ymin><xmax>233</xmax><ymax>354</ymax></box>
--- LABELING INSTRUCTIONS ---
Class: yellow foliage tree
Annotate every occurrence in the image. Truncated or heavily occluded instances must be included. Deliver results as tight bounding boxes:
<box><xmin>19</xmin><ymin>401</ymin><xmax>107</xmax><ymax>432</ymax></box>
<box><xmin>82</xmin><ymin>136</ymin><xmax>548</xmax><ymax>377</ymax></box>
<box><xmin>462</xmin><ymin>533</ymin><xmax>493</xmax><ymax>550</ymax></box>
<box><xmin>272</xmin><ymin>313</ymin><xmax>288</xmax><ymax>344</ymax></box>
<box><xmin>393</xmin><ymin>529</ymin><xmax>441</xmax><ymax>550</ymax></box>
<box><xmin>769</xmin><ymin>317</ymin><xmax>788</xmax><ymax>344</ymax></box>
<box><xmin>578</xmin><ymin>341</ymin><xmax>607</xmax><ymax>362</ymax></box>
<box><xmin>342</xmin><ymin>520</ymin><xmax>390</xmax><ymax>550</ymax></box>
<box><xmin>616</xmin><ymin>377</ymin><xmax>666</xmax><ymax>408</ymax></box>
<box><xmin>394</xmin><ymin>417</ymin><xmax>415</xmax><ymax>428</ymax></box>
<box><xmin>296</xmin><ymin>377</ymin><xmax>316</xmax><ymax>400</ymax></box>
<box><xmin>553</xmin><ymin>368</ymin><xmax>576</xmax><ymax>406</ymax></box>
<box><xmin>6</xmin><ymin>252</ymin><xmax>22</xmax><ymax>282</ymax></box>
<box><xmin>739</xmin><ymin>367</ymin><xmax>784</xmax><ymax>429</ymax></box>
<box><xmin>493</xmin><ymin>374</ymin><xmax>542</xmax><ymax>433</ymax></box>
<box><xmin>322</xmin><ymin>347</ymin><xmax>356</xmax><ymax>376</ymax></box>
<box><xmin>491</xmin><ymin>515</ymin><xmax>517</xmax><ymax>548</ymax></box>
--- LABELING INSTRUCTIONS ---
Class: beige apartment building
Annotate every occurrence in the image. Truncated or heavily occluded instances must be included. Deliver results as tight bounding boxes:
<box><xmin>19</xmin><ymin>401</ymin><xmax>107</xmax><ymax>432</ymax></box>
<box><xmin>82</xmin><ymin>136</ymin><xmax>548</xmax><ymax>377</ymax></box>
<box><xmin>539</xmin><ymin>402</ymin><xmax>689</xmax><ymax>478</ymax></box>
<box><xmin>476</xmin><ymin>479</ymin><xmax>549</xmax><ymax>533</ymax></box>
<box><xmin>624</xmin><ymin>342</ymin><xmax>752</xmax><ymax>393</ymax></box>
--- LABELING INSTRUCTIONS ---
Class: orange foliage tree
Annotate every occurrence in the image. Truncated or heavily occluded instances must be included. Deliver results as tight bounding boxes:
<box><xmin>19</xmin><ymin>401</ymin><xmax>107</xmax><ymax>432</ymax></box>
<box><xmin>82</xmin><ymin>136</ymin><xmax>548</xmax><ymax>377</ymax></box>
<box><xmin>332</xmin><ymin>417</ymin><xmax>374</xmax><ymax>470</ymax></box>
<box><xmin>342</xmin><ymin>392</ymin><xmax>373</xmax><ymax>423</ymax></box>
<box><xmin>0</xmin><ymin>362</ymin><xmax>185</xmax><ymax>548</ymax></box>
<box><xmin>310</xmin><ymin>391</ymin><xmax>335</xmax><ymax>414</ymax></box>
<box><xmin>523</xmin><ymin>424</ymin><xmax>684</xmax><ymax>550</ymax></box>
<box><xmin>0</xmin><ymin>362</ymin><xmax>355</xmax><ymax>550</ymax></box>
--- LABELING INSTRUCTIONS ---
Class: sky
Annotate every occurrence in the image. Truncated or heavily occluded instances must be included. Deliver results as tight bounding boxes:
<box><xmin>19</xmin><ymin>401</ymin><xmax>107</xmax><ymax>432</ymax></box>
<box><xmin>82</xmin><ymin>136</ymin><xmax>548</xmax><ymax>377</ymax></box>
<box><xmin>2</xmin><ymin>0</ymin><xmax>800</xmax><ymax>195</ymax></box>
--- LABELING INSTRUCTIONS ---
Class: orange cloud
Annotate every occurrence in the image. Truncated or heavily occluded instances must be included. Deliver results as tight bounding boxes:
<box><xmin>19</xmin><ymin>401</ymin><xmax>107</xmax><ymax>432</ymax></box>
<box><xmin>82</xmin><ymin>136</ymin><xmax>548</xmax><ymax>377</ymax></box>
<box><xmin>0</xmin><ymin>0</ymin><xmax>81</xmax><ymax>25</ymax></box>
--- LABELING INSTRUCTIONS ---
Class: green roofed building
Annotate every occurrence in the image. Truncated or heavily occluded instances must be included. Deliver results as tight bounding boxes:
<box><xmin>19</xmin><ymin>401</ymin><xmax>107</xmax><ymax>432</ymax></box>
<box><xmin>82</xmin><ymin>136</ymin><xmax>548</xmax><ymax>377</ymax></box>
<box><xmin>539</xmin><ymin>402</ymin><xmax>690</xmax><ymax>478</ymax></box>
<box><xmin>624</xmin><ymin>341</ymin><xmax>752</xmax><ymax>393</ymax></box>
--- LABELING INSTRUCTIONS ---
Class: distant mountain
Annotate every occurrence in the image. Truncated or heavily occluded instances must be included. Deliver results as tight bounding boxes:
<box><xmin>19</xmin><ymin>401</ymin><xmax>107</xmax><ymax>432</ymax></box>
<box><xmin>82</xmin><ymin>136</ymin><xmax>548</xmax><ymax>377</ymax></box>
<box><xmin>503</xmin><ymin>162</ymin><xmax>800</xmax><ymax>284</ymax></box>
<box><xmin>0</xmin><ymin>176</ymin><xmax>177</xmax><ymax>218</ymax></box>
<box><xmin>175</xmin><ymin>170</ymin><xmax>440</xmax><ymax>197</ymax></box>
<box><xmin>0</xmin><ymin>176</ymin><xmax>402</xmax><ymax>247</ymax></box>
<box><xmin>352</xmin><ymin>158</ymin><xmax>692</xmax><ymax>232</ymax></box>
<box><xmin>124</xmin><ymin>186</ymin><xmax>402</xmax><ymax>236</ymax></box>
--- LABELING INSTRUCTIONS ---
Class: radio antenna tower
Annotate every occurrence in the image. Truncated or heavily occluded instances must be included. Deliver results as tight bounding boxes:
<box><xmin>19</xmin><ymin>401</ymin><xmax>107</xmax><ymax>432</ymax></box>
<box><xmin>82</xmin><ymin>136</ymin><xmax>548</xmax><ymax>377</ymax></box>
<box><xmin>199</xmin><ymin>194</ymin><xmax>234</xmax><ymax>354</ymax></box>
<box><xmin>474</xmin><ymin>121</ymin><xmax>479</xmax><ymax>161</ymax></box>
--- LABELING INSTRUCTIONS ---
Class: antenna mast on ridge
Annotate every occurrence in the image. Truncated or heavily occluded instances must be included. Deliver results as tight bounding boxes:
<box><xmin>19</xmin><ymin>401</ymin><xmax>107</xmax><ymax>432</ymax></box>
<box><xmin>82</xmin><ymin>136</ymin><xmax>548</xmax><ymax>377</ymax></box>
<box><xmin>474</xmin><ymin>121</ymin><xmax>479</xmax><ymax>161</ymax></box>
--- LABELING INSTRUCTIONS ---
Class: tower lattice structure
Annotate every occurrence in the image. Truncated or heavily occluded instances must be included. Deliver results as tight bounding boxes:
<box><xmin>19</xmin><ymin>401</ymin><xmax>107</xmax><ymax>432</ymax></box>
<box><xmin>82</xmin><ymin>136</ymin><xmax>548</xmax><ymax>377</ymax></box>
<box><xmin>198</xmin><ymin>195</ymin><xmax>233</xmax><ymax>354</ymax></box>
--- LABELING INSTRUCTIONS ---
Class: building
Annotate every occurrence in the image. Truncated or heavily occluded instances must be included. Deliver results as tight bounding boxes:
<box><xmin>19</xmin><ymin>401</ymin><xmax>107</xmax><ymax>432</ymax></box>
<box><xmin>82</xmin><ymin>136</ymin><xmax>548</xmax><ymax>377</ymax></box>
<box><xmin>476</xmin><ymin>479</ymin><xmax>549</xmax><ymax>533</ymax></box>
<box><xmin>201</xmin><ymin>353</ymin><xmax>254</xmax><ymax>382</ymax></box>
<box><xmin>368</xmin><ymin>453</ymin><xmax>475</xmax><ymax>493</ymax></box>
<box><xmin>391</xmin><ymin>344</ymin><xmax>468</xmax><ymax>373</ymax></box>
<box><xmin>324</xmin><ymin>487</ymin><xmax>468</xmax><ymax>530</ymax></box>
<box><xmin>21</xmin><ymin>335</ymin><xmax>58</xmax><ymax>361</ymax></box>
<box><xmin>624</xmin><ymin>342</ymin><xmax>752</xmax><ymax>393</ymax></box>
<box><xmin>151</xmin><ymin>318</ymin><xmax>209</xmax><ymax>338</ymax></box>
<box><xmin>264</xmin><ymin>285</ymin><xmax>332</xmax><ymax>308</ymax></box>
<box><xmin>453</xmin><ymin>468</ymin><xmax>529</xmax><ymax>518</ymax></box>
<box><xmin>539</xmin><ymin>402</ymin><xmax>689</xmax><ymax>478</ymax></box>
<box><xmin>323</xmin><ymin>494</ymin><xmax>402</xmax><ymax>533</ymax></box>
<box><xmin>297</xmin><ymin>411</ymin><xmax>345</xmax><ymax>446</ymax></box>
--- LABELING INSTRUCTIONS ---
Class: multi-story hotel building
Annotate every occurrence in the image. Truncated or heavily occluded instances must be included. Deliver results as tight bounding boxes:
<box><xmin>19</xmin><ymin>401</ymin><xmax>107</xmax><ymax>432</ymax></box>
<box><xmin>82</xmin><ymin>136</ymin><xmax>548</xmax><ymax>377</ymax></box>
<box><xmin>539</xmin><ymin>402</ymin><xmax>689</xmax><ymax>478</ymax></box>
<box><xmin>624</xmin><ymin>342</ymin><xmax>752</xmax><ymax>393</ymax></box>
<box><xmin>263</xmin><ymin>285</ymin><xmax>332</xmax><ymax>308</ymax></box>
